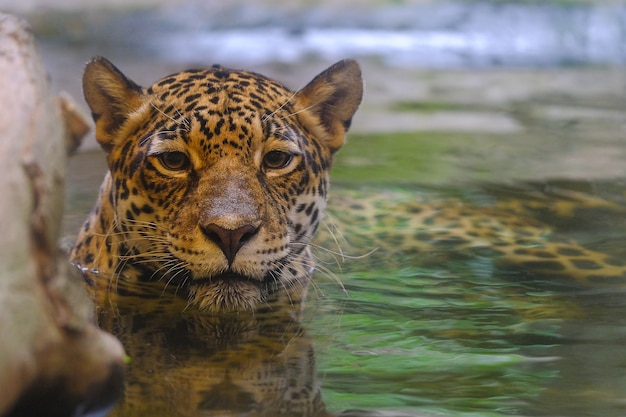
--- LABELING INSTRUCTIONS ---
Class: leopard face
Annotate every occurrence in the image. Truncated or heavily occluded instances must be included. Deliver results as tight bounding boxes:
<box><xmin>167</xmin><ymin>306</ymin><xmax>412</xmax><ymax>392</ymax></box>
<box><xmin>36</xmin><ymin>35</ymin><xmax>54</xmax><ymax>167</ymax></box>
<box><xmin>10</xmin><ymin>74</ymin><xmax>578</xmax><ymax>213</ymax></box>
<box><xmin>70</xmin><ymin>58</ymin><xmax>363</xmax><ymax>312</ymax></box>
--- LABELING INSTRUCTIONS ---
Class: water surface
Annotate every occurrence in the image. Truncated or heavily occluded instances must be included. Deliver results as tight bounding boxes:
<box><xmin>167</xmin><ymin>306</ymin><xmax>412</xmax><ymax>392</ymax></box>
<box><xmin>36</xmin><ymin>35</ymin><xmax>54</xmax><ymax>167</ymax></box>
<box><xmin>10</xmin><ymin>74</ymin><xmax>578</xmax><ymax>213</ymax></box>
<box><xmin>53</xmin><ymin>2</ymin><xmax>626</xmax><ymax>415</ymax></box>
<box><xmin>65</xmin><ymin>149</ymin><xmax>626</xmax><ymax>417</ymax></box>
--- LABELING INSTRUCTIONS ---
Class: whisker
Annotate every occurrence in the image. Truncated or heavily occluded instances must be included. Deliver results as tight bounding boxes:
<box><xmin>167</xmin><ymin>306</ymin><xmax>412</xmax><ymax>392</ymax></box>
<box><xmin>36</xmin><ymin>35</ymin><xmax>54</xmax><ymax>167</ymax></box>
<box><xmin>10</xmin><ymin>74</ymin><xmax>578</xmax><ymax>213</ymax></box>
<box><xmin>261</xmin><ymin>89</ymin><xmax>300</xmax><ymax>122</ymax></box>
<box><xmin>311</xmin><ymin>262</ymin><xmax>347</xmax><ymax>296</ymax></box>
<box><xmin>139</xmin><ymin>129</ymin><xmax>179</xmax><ymax>146</ymax></box>
<box><xmin>161</xmin><ymin>263</ymin><xmax>191</xmax><ymax>295</ymax></box>
<box><xmin>174</xmin><ymin>108</ymin><xmax>191</xmax><ymax>131</ymax></box>
<box><xmin>151</xmin><ymin>103</ymin><xmax>187</xmax><ymax>126</ymax></box>
<box><xmin>275</xmin><ymin>103</ymin><xmax>316</xmax><ymax>121</ymax></box>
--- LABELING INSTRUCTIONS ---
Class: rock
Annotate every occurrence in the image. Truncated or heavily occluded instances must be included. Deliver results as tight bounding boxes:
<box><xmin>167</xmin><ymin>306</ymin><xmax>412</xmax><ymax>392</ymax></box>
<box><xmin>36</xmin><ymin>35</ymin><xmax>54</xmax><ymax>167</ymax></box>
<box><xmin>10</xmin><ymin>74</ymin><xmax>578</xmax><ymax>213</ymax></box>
<box><xmin>0</xmin><ymin>13</ymin><xmax>124</xmax><ymax>417</ymax></box>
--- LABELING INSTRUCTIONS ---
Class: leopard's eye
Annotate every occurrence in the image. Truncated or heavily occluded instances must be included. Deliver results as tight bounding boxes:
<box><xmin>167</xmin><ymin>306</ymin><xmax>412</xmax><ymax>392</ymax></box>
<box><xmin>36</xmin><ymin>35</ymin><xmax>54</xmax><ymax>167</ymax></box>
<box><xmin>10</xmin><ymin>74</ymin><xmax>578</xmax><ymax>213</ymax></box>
<box><xmin>158</xmin><ymin>151</ymin><xmax>190</xmax><ymax>171</ymax></box>
<box><xmin>263</xmin><ymin>150</ymin><xmax>293</xmax><ymax>170</ymax></box>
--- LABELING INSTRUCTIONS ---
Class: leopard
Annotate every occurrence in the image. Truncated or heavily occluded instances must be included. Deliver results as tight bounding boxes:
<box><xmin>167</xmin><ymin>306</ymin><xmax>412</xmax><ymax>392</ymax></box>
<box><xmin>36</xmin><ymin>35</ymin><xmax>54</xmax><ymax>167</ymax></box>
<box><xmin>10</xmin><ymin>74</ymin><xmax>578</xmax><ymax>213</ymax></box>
<box><xmin>69</xmin><ymin>57</ymin><xmax>363</xmax><ymax>313</ymax></box>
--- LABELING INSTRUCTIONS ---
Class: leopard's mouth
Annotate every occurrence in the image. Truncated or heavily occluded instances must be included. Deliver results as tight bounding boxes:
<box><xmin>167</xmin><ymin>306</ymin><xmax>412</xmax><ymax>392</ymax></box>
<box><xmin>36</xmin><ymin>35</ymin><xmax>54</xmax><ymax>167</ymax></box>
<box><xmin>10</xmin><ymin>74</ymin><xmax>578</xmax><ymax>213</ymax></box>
<box><xmin>189</xmin><ymin>271</ymin><xmax>264</xmax><ymax>287</ymax></box>
<box><xmin>185</xmin><ymin>271</ymin><xmax>277</xmax><ymax>312</ymax></box>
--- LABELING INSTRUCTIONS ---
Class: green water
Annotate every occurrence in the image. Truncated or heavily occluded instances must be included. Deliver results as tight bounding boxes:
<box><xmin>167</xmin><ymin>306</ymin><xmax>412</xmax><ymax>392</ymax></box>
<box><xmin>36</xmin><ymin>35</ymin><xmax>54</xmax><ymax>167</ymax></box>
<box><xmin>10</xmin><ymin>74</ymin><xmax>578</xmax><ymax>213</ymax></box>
<box><xmin>309</xmin><ymin>264</ymin><xmax>626</xmax><ymax>417</ymax></box>
<box><xmin>65</xmin><ymin>148</ymin><xmax>626</xmax><ymax>417</ymax></box>
<box><xmin>312</xmin><ymin>186</ymin><xmax>626</xmax><ymax>417</ymax></box>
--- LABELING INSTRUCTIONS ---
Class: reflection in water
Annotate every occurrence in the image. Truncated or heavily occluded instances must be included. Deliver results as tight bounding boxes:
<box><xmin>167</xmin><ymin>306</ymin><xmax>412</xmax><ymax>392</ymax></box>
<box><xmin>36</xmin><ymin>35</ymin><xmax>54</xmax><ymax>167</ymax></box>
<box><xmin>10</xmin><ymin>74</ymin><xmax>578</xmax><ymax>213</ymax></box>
<box><xmin>94</xmin><ymin>279</ymin><xmax>331</xmax><ymax>417</ymax></box>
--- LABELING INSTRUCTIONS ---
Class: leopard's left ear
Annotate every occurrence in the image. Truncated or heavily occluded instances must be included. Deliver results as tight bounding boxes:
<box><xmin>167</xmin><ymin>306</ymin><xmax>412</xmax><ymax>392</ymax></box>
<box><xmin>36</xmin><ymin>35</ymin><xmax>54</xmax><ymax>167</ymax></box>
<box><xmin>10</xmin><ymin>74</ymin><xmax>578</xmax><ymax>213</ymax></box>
<box><xmin>295</xmin><ymin>60</ymin><xmax>363</xmax><ymax>154</ymax></box>
<box><xmin>83</xmin><ymin>57</ymin><xmax>146</xmax><ymax>152</ymax></box>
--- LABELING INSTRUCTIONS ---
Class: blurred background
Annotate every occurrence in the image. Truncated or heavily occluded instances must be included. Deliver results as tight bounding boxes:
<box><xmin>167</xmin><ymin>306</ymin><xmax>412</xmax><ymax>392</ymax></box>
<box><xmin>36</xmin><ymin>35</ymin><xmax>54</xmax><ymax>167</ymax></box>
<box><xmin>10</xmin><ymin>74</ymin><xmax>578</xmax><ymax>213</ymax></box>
<box><xmin>1</xmin><ymin>0</ymin><xmax>625</xmax><ymax>182</ymax></box>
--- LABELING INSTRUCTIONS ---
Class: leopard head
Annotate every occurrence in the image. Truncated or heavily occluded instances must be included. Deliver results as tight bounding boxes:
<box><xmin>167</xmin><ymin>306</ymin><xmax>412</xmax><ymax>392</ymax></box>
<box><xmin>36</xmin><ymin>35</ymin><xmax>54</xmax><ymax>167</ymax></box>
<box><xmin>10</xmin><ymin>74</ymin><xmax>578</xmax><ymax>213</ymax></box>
<box><xmin>71</xmin><ymin>57</ymin><xmax>363</xmax><ymax>312</ymax></box>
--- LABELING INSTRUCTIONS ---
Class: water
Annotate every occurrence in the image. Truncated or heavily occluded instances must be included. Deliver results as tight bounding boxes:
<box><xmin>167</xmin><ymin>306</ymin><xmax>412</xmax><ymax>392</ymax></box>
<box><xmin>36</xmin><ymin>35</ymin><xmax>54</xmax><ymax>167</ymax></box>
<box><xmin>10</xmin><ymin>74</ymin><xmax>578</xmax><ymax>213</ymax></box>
<box><xmin>65</xmin><ymin>151</ymin><xmax>626</xmax><ymax>417</ymax></box>
<box><xmin>46</xmin><ymin>1</ymin><xmax>626</xmax><ymax>415</ymax></box>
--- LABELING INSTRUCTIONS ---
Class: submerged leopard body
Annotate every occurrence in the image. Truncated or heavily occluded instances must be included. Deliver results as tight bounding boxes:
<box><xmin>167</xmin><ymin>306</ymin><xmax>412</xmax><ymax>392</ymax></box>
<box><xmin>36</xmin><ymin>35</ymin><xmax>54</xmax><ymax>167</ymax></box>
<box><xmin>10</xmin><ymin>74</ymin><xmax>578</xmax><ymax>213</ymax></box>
<box><xmin>320</xmin><ymin>184</ymin><xmax>626</xmax><ymax>287</ymax></box>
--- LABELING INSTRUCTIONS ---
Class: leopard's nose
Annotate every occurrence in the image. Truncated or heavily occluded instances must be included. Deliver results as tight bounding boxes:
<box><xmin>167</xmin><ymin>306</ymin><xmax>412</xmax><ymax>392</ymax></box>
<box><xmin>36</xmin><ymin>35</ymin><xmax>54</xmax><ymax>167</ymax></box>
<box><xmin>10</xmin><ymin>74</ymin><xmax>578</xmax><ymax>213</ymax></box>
<box><xmin>201</xmin><ymin>223</ymin><xmax>259</xmax><ymax>265</ymax></box>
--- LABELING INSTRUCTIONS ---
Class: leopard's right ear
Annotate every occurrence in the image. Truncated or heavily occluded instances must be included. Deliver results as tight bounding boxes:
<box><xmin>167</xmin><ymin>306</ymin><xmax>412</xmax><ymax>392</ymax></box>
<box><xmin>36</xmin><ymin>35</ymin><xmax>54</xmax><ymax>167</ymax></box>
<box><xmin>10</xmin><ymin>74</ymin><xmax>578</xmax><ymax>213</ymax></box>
<box><xmin>82</xmin><ymin>57</ymin><xmax>145</xmax><ymax>152</ymax></box>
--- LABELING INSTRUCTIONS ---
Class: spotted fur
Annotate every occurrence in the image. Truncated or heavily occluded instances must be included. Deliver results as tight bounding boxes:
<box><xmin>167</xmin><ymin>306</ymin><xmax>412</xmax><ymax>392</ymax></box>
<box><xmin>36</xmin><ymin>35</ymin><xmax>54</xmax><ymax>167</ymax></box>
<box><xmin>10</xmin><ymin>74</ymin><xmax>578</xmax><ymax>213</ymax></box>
<box><xmin>70</xmin><ymin>57</ymin><xmax>363</xmax><ymax>312</ymax></box>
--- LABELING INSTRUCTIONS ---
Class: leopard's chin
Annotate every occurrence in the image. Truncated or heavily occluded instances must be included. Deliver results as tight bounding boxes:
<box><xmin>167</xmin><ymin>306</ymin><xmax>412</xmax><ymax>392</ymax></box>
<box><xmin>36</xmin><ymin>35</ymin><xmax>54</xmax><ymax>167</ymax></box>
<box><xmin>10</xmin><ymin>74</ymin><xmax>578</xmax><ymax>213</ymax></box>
<box><xmin>187</xmin><ymin>272</ymin><xmax>269</xmax><ymax>313</ymax></box>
